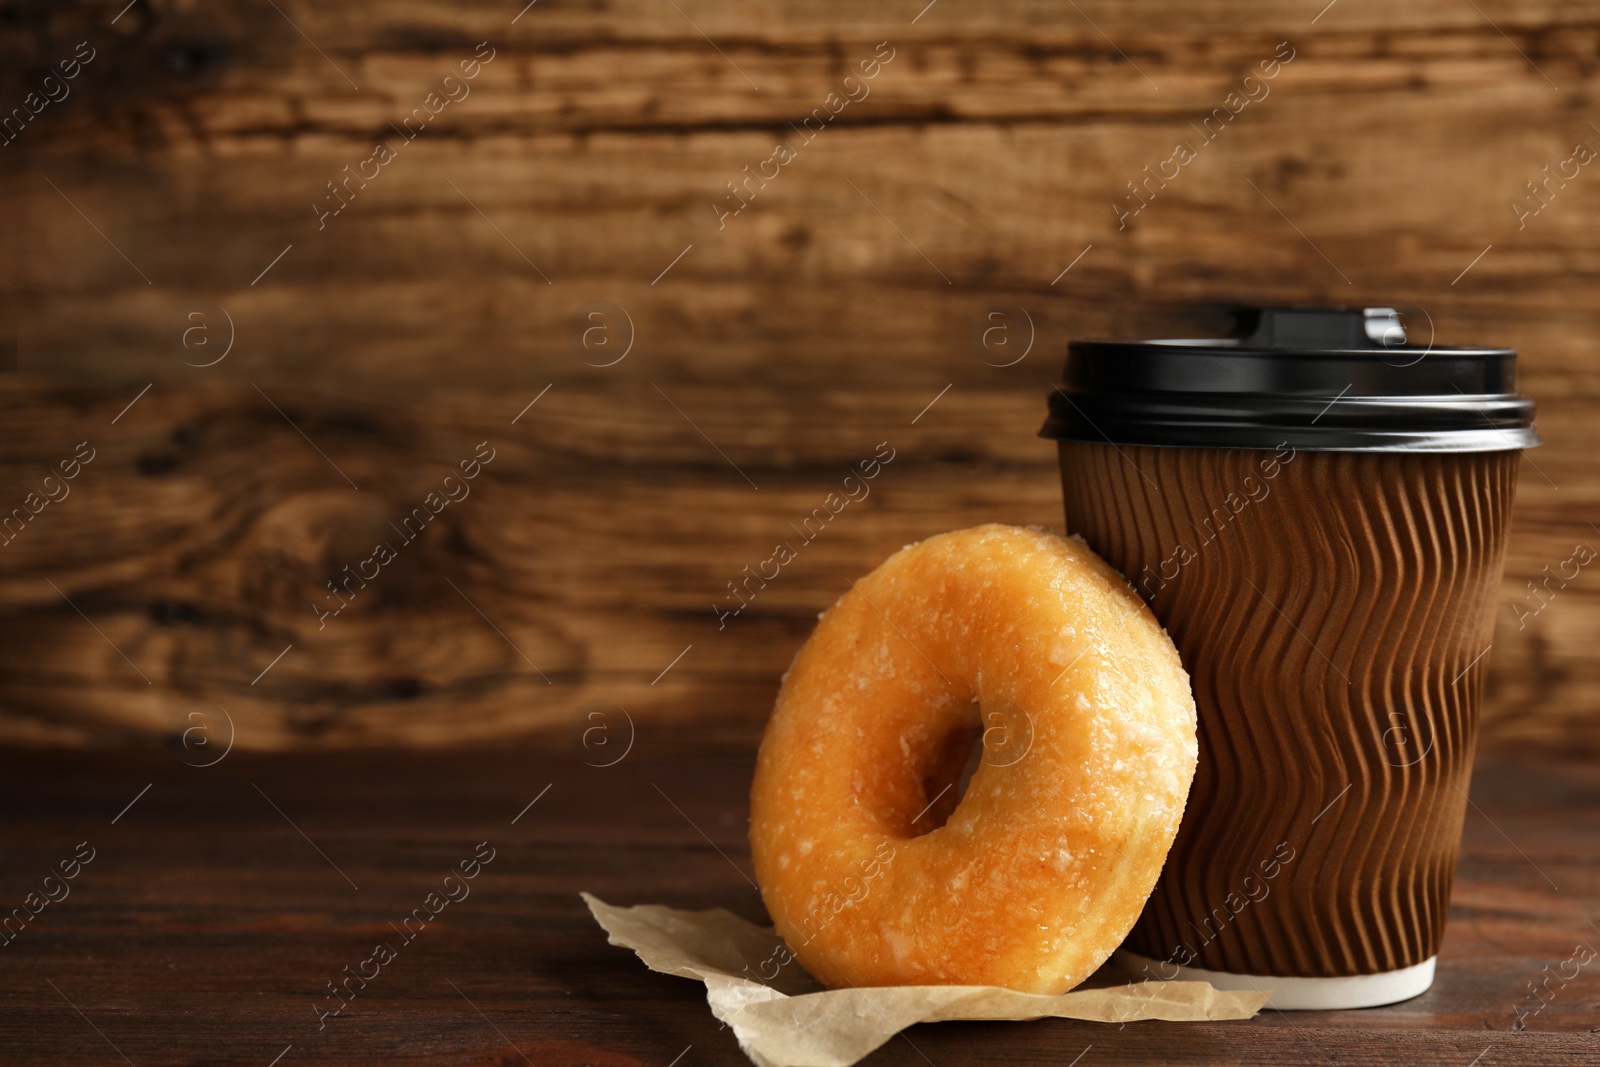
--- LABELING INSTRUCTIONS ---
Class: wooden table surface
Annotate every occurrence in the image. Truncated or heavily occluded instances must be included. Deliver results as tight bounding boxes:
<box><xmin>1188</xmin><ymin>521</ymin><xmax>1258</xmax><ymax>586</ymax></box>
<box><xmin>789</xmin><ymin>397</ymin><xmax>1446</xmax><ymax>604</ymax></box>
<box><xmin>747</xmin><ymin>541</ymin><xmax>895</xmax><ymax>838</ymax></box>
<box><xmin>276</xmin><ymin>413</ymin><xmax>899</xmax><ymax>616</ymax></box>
<box><xmin>1</xmin><ymin>743</ymin><xmax>1596</xmax><ymax>1066</ymax></box>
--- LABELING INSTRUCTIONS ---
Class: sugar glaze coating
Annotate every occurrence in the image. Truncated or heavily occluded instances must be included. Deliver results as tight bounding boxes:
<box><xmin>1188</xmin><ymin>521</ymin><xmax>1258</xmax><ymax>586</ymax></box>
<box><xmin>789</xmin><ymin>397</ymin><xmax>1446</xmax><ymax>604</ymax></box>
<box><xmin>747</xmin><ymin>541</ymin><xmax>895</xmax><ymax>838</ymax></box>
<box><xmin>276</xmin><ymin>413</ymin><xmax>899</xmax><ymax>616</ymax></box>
<box><xmin>750</xmin><ymin>524</ymin><xmax>1198</xmax><ymax>993</ymax></box>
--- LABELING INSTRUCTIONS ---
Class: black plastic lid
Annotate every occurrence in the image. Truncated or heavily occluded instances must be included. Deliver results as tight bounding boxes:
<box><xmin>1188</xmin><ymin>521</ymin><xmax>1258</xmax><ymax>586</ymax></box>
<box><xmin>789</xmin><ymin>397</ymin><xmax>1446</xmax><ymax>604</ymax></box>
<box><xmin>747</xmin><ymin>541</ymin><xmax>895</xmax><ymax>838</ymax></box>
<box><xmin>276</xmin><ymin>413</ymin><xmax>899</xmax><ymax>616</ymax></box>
<box><xmin>1040</xmin><ymin>307</ymin><xmax>1539</xmax><ymax>453</ymax></box>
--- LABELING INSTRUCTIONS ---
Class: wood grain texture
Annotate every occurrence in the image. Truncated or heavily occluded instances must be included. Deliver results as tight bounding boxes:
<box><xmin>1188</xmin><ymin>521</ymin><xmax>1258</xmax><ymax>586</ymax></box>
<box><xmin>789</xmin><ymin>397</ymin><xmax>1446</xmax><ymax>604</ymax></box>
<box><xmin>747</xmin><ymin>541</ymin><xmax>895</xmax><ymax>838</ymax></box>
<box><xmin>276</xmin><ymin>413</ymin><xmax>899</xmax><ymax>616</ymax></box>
<box><xmin>0</xmin><ymin>746</ymin><xmax>1596</xmax><ymax>1065</ymax></box>
<box><xmin>0</xmin><ymin>0</ymin><xmax>1597</xmax><ymax>750</ymax></box>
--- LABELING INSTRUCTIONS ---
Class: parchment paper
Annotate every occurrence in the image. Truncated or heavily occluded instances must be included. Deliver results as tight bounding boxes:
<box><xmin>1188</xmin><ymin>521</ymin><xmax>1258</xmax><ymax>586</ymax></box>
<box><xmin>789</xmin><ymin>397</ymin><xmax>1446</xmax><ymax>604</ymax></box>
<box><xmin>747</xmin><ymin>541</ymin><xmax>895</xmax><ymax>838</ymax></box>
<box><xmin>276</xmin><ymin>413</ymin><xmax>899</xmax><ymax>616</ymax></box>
<box><xmin>582</xmin><ymin>893</ymin><xmax>1269</xmax><ymax>1067</ymax></box>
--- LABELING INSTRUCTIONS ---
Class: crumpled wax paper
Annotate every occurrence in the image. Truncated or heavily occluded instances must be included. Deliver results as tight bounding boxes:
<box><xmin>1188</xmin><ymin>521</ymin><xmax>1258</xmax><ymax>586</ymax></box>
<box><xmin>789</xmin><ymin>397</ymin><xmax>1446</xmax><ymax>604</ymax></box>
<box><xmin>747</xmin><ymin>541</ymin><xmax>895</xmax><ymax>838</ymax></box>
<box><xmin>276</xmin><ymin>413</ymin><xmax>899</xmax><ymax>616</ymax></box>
<box><xmin>582</xmin><ymin>893</ymin><xmax>1269</xmax><ymax>1067</ymax></box>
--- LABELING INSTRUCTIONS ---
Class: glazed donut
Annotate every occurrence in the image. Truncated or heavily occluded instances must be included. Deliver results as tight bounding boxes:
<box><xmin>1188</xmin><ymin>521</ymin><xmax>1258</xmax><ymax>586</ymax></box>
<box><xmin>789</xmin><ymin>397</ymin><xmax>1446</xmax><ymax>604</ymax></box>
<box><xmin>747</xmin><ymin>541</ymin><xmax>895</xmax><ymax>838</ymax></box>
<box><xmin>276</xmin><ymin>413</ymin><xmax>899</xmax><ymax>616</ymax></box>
<box><xmin>749</xmin><ymin>524</ymin><xmax>1197</xmax><ymax>994</ymax></box>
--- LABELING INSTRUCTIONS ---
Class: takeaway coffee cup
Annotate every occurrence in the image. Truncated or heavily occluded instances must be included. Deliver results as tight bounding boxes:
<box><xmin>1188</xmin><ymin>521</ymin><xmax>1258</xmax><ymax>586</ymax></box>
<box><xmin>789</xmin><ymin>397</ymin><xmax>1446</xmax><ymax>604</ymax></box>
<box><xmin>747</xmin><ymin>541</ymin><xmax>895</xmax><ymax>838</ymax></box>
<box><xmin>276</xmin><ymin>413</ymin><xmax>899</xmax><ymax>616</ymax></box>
<box><xmin>1040</xmin><ymin>307</ymin><xmax>1538</xmax><ymax>1010</ymax></box>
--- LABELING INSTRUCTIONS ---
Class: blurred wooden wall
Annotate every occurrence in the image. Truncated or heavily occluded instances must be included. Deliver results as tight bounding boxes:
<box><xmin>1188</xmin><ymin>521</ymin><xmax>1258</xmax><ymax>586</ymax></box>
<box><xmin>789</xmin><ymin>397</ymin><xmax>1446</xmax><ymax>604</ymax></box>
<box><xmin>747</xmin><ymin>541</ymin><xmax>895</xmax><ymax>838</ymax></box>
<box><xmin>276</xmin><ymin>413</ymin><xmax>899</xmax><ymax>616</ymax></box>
<box><xmin>0</xmin><ymin>0</ymin><xmax>1596</xmax><ymax>751</ymax></box>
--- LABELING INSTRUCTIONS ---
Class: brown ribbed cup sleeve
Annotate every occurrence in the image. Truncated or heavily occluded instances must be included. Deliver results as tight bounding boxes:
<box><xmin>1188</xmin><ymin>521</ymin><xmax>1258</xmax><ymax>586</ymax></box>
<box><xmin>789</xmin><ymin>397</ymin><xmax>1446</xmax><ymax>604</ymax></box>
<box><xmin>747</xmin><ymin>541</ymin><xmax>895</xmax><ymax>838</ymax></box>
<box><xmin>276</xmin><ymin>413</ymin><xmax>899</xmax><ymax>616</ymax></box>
<box><xmin>1058</xmin><ymin>442</ymin><xmax>1519</xmax><ymax>978</ymax></box>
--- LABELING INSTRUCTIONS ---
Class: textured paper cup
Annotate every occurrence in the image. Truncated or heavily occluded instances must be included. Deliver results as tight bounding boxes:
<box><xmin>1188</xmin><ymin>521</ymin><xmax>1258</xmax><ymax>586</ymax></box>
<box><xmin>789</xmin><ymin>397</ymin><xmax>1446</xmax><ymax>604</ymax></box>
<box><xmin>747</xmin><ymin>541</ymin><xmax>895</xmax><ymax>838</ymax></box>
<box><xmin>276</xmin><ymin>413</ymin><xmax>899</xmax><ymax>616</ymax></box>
<box><xmin>1041</xmin><ymin>308</ymin><xmax>1537</xmax><ymax>1009</ymax></box>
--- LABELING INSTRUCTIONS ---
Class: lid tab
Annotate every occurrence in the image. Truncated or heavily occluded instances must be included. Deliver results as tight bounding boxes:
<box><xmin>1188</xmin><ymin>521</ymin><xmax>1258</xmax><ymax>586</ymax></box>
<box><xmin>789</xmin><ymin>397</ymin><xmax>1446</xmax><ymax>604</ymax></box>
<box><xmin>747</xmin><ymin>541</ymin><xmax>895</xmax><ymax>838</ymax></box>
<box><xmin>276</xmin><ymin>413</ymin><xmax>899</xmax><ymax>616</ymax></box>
<box><xmin>1239</xmin><ymin>306</ymin><xmax>1409</xmax><ymax>350</ymax></box>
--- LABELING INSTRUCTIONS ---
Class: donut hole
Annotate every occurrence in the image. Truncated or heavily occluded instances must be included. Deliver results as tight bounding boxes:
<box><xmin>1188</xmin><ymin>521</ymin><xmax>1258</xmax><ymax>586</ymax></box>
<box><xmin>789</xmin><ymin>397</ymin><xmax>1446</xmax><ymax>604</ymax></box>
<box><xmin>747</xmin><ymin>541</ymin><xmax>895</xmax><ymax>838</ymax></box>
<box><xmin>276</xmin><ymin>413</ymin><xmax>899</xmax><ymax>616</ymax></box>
<box><xmin>910</xmin><ymin>699</ymin><xmax>984</xmax><ymax>835</ymax></box>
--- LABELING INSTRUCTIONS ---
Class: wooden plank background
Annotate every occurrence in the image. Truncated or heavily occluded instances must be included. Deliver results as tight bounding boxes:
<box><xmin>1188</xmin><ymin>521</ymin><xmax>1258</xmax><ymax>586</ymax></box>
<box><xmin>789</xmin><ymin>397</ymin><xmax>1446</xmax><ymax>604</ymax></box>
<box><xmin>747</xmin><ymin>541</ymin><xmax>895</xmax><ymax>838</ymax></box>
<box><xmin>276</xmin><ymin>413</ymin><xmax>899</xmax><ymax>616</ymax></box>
<box><xmin>0</xmin><ymin>0</ymin><xmax>1596</xmax><ymax>751</ymax></box>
